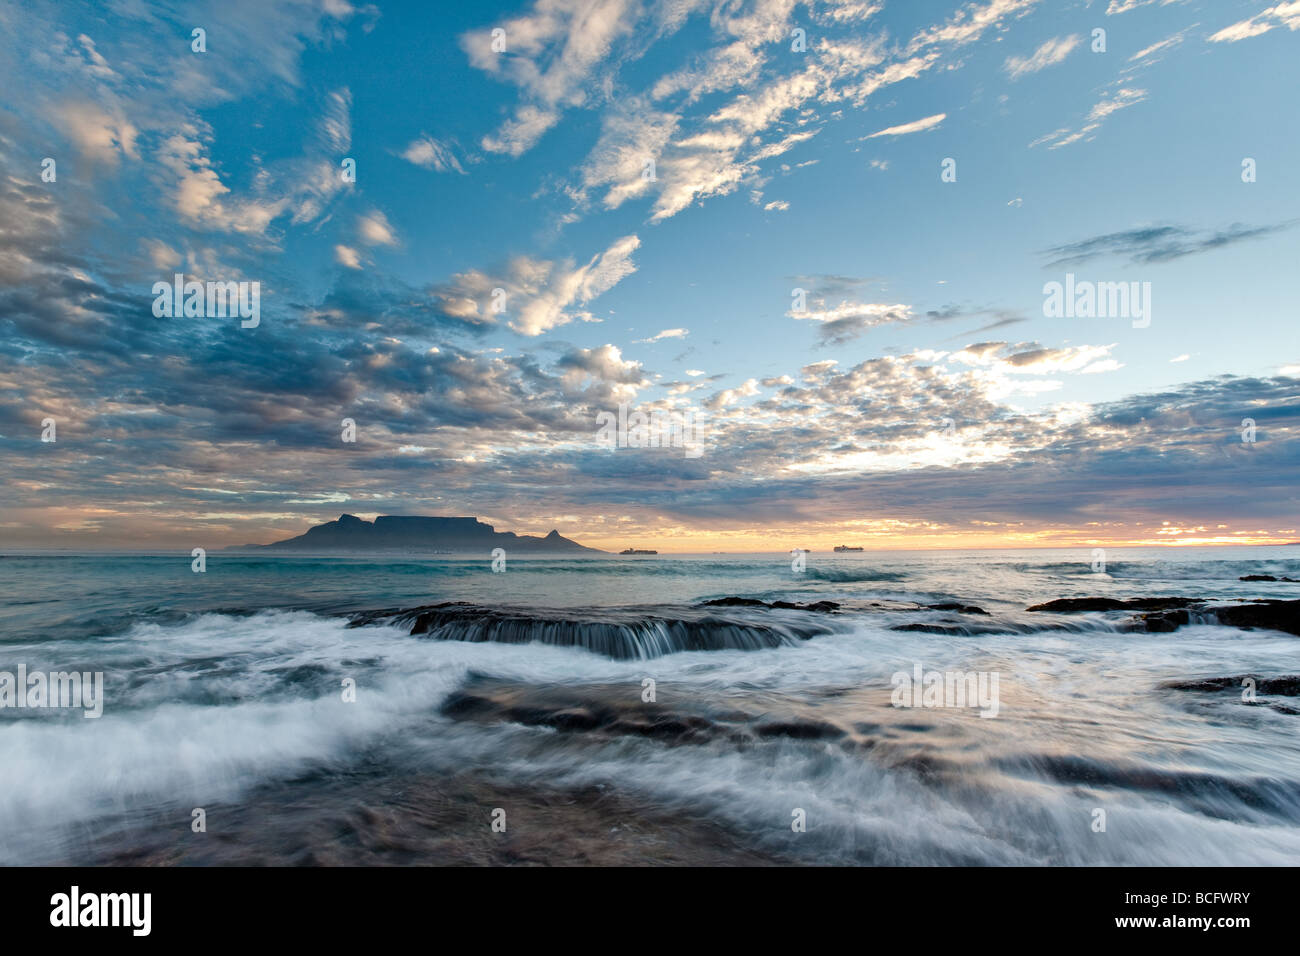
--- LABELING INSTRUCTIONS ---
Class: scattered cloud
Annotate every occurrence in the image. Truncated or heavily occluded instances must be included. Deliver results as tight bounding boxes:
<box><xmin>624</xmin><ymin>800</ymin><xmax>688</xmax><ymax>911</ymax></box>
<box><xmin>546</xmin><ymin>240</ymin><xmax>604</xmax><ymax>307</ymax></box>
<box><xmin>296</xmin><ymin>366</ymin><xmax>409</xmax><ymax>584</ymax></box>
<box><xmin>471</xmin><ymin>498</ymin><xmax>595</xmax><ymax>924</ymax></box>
<box><xmin>1030</xmin><ymin>88</ymin><xmax>1148</xmax><ymax>149</ymax></box>
<box><xmin>864</xmin><ymin>112</ymin><xmax>947</xmax><ymax>138</ymax></box>
<box><xmin>1209</xmin><ymin>2</ymin><xmax>1300</xmax><ymax>43</ymax></box>
<box><xmin>400</xmin><ymin>134</ymin><xmax>466</xmax><ymax>173</ymax></box>
<box><xmin>1004</xmin><ymin>34</ymin><xmax>1079</xmax><ymax>79</ymax></box>
<box><xmin>1043</xmin><ymin>221</ymin><xmax>1294</xmax><ymax>266</ymax></box>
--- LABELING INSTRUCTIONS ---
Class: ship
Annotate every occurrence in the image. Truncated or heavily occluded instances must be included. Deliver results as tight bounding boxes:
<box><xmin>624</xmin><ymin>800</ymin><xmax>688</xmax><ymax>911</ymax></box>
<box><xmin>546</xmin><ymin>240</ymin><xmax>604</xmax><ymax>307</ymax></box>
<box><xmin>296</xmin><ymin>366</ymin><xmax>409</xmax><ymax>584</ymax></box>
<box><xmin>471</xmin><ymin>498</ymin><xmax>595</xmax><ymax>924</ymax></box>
<box><xmin>833</xmin><ymin>545</ymin><xmax>864</xmax><ymax>552</ymax></box>
<box><xmin>619</xmin><ymin>548</ymin><xmax>658</xmax><ymax>555</ymax></box>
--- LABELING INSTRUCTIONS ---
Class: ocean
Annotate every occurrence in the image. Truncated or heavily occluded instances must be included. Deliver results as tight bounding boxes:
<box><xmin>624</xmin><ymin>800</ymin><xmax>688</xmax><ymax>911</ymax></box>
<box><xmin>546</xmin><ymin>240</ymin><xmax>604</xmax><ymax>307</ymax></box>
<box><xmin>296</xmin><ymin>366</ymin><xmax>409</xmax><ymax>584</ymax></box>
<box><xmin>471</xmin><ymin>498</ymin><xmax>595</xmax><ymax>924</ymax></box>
<box><xmin>1</xmin><ymin>546</ymin><xmax>1298</xmax><ymax>866</ymax></box>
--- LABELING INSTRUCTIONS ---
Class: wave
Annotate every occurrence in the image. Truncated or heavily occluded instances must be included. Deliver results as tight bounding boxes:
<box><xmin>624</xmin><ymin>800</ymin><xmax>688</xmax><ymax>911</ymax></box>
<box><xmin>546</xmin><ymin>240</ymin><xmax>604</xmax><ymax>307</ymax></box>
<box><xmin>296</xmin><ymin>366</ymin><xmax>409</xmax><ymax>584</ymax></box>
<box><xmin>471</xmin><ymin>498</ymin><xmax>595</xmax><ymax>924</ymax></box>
<box><xmin>352</xmin><ymin>601</ymin><xmax>844</xmax><ymax>660</ymax></box>
<box><xmin>805</xmin><ymin>567</ymin><xmax>908</xmax><ymax>583</ymax></box>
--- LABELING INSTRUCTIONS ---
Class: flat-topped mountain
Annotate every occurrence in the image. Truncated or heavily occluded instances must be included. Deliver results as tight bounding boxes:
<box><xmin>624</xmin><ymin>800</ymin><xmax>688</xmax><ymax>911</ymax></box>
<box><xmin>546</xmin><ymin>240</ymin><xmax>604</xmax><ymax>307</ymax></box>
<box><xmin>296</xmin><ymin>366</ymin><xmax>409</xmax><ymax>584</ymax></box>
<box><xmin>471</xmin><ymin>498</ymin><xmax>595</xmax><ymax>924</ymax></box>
<box><xmin>253</xmin><ymin>514</ymin><xmax>604</xmax><ymax>553</ymax></box>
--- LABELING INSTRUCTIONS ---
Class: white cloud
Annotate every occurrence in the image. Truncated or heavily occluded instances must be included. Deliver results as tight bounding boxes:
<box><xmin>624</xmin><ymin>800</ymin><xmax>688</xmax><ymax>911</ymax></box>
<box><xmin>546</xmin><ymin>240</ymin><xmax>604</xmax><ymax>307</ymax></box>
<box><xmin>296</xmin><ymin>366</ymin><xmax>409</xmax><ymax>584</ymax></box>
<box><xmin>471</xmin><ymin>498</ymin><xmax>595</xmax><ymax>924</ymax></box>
<box><xmin>465</xmin><ymin>0</ymin><xmax>638</xmax><ymax>156</ymax></box>
<box><xmin>156</xmin><ymin>129</ymin><xmax>285</xmax><ymax>235</ymax></box>
<box><xmin>321</xmin><ymin>88</ymin><xmax>352</xmax><ymax>153</ymax></box>
<box><xmin>1030</xmin><ymin>88</ymin><xmax>1148</xmax><ymax>149</ymax></box>
<box><xmin>579</xmin><ymin>103</ymin><xmax>680</xmax><ymax>208</ymax></box>
<box><xmin>401</xmin><ymin>135</ymin><xmax>465</xmax><ymax>173</ymax></box>
<box><xmin>1209</xmin><ymin>2</ymin><xmax>1300</xmax><ymax>43</ymax></box>
<box><xmin>705</xmin><ymin>378</ymin><xmax>761</xmax><ymax>410</ymax></box>
<box><xmin>864</xmin><ymin>112</ymin><xmax>947</xmax><ymax>138</ymax></box>
<box><xmin>1129</xmin><ymin>32</ymin><xmax>1185</xmax><ymax>62</ymax></box>
<box><xmin>334</xmin><ymin>245</ymin><xmax>363</xmax><ymax>269</ymax></box>
<box><xmin>436</xmin><ymin>235</ymin><xmax>642</xmax><ymax>337</ymax></box>
<box><xmin>358</xmin><ymin>210</ymin><xmax>399</xmax><ymax>247</ymax></box>
<box><xmin>635</xmin><ymin>328</ymin><xmax>689</xmax><ymax>343</ymax></box>
<box><xmin>482</xmin><ymin>104</ymin><xmax>560</xmax><ymax>157</ymax></box>
<box><xmin>53</xmin><ymin>101</ymin><xmax>138</xmax><ymax>164</ymax></box>
<box><xmin>1004</xmin><ymin>34</ymin><xmax>1079</xmax><ymax>79</ymax></box>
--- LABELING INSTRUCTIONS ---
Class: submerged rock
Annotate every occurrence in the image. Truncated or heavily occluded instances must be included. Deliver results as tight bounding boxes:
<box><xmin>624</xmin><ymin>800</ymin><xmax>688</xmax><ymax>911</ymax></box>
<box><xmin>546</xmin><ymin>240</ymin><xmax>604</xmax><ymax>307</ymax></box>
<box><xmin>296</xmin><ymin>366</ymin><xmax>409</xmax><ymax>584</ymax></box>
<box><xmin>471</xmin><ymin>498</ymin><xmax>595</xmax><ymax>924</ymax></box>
<box><xmin>1240</xmin><ymin>574</ymin><xmax>1300</xmax><ymax>582</ymax></box>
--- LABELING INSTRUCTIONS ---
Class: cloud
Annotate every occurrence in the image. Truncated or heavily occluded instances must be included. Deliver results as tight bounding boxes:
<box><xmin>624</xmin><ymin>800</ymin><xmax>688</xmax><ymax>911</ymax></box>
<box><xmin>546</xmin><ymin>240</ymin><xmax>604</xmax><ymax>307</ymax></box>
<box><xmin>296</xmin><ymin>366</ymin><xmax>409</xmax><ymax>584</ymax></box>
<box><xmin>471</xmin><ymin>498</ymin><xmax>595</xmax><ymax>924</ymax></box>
<box><xmin>1004</xmin><ymin>34</ymin><xmax>1079</xmax><ymax>79</ymax></box>
<box><xmin>358</xmin><ymin>211</ymin><xmax>399</xmax><ymax>247</ymax></box>
<box><xmin>155</xmin><ymin>129</ymin><xmax>286</xmax><ymax>235</ymax></box>
<box><xmin>1042</xmin><ymin>221</ymin><xmax>1294</xmax><ymax>266</ymax></box>
<box><xmin>400</xmin><ymin>134</ymin><xmax>465</xmax><ymax>173</ymax></box>
<box><xmin>864</xmin><ymin>112</ymin><xmax>947</xmax><ymax>138</ymax></box>
<box><xmin>334</xmin><ymin>245</ymin><xmax>363</xmax><ymax>269</ymax></box>
<box><xmin>1104</xmin><ymin>0</ymin><xmax>1187</xmax><ymax>15</ymax></box>
<box><xmin>634</xmin><ymin>328</ymin><xmax>689</xmax><ymax>344</ymax></box>
<box><xmin>791</xmin><ymin>300</ymin><xmax>915</xmax><ymax>346</ymax></box>
<box><xmin>1209</xmin><ymin>2</ymin><xmax>1300</xmax><ymax>43</ymax></box>
<box><xmin>1030</xmin><ymin>87</ymin><xmax>1148</xmax><ymax>149</ymax></box>
<box><xmin>705</xmin><ymin>378</ymin><xmax>761</xmax><ymax>410</ymax></box>
<box><xmin>1128</xmin><ymin>31</ymin><xmax>1186</xmax><ymax>62</ymax></box>
<box><xmin>320</xmin><ymin>88</ymin><xmax>352</xmax><ymax>153</ymax></box>
<box><xmin>464</xmin><ymin>0</ymin><xmax>638</xmax><ymax>156</ymax></box>
<box><xmin>547</xmin><ymin>0</ymin><xmax>1039</xmax><ymax>226</ymax></box>
<box><xmin>554</xmin><ymin>343</ymin><xmax>648</xmax><ymax>400</ymax></box>
<box><xmin>52</xmin><ymin>100</ymin><xmax>139</xmax><ymax>163</ymax></box>
<box><xmin>434</xmin><ymin>234</ymin><xmax>641</xmax><ymax>337</ymax></box>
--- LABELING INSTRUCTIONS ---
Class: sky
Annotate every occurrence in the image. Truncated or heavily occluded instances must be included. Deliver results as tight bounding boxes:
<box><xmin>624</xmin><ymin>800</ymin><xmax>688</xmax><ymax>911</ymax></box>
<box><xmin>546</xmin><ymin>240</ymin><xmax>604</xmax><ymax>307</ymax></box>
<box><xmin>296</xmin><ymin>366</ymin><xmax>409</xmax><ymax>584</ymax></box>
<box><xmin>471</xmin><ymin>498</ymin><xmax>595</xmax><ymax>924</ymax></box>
<box><xmin>0</xmin><ymin>0</ymin><xmax>1297</xmax><ymax>552</ymax></box>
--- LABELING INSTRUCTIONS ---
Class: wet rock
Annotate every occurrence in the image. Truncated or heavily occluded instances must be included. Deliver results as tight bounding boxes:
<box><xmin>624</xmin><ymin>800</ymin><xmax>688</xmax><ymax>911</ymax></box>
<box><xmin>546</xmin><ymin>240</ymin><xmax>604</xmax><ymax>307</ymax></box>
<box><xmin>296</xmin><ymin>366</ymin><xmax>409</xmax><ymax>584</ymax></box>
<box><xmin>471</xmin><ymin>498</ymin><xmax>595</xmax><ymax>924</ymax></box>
<box><xmin>1205</xmin><ymin>600</ymin><xmax>1300</xmax><ymax>637</ymax></box>
<box><xmin>754</xmin><ymin>719</ymin><xmax>846</xmax><ymax>740</ymax></box>
<box><xmin>1239</xmin><ymin>574</ymin><xmax>1299</xmax><ymax>582</ymax></box>
<box><xmin>923</xmin><ymin>602</ymin><xmax>990</xmax><ymax>615</ymax></box>
<box><xmin>697</xmin><ymin>597</ymin><xmax>840</xmax><ymax>613</ymax></box>
<box><xmin>1161</xmin><ymin>675</ymin><xmax>1300</xmax><ymax>695</ymax></box>
<box><xmin>1125</xmin><ymin>600</ymin><xmax>1300</xmax><ymax>637</ymax></box>
<box><xmin>1026</xmin><ymin>597</ymin><xmax>1201</xmax><ymax>613</ymax></box>
<box><xmin>890</xmin><ymin>622</ymin><xmax>969</xmax><ymax>635</ymax></box>
<box><xmin>1127</xmin><ymin>609</ymin><xmax>1189</xmax><ymax>633</ymax></box>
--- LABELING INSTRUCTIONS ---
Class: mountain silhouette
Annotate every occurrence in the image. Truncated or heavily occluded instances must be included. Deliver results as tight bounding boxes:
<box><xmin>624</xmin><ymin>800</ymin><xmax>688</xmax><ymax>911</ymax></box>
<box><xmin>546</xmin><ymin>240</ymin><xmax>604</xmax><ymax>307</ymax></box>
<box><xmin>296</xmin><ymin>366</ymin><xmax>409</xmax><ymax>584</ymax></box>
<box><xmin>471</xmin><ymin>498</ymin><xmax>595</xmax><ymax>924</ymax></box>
<box><xmin>254</xmin><ymin>514</ymin><xmax>604</xmax><ymax>553</ymax></box>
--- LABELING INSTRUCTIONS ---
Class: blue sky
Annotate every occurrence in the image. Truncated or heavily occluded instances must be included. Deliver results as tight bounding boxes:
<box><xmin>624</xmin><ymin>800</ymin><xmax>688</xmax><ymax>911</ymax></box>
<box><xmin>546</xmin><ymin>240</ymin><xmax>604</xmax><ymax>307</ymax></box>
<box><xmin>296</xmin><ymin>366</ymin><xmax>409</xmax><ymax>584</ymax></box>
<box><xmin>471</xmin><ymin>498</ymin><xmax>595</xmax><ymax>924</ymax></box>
<box><xmin>1</xmin><ymin>0</ymin><xmax>1298</xmax><ymax>550</ymax></box>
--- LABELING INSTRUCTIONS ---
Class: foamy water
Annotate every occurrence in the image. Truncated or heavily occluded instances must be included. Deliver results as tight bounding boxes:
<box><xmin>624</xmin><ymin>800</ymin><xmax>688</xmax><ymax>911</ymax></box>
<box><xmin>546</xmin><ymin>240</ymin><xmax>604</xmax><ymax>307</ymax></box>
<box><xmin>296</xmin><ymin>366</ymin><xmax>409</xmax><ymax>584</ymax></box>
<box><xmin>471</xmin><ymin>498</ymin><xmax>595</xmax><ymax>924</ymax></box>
<box><xmin>1</xmin><ymin>547</ymin><xmax>1297</xmax><ymax>865</ymax></box>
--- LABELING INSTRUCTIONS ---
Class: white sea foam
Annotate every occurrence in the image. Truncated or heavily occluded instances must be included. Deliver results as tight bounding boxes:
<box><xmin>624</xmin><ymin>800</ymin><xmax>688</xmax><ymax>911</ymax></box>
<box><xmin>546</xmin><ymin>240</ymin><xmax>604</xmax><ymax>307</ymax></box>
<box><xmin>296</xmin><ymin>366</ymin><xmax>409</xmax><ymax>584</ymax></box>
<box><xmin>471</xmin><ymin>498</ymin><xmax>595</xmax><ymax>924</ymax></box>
<box><xmin>1</xmin><ymin>607</ymin><xmax>1298</xmax><ymax>864</ymax></box>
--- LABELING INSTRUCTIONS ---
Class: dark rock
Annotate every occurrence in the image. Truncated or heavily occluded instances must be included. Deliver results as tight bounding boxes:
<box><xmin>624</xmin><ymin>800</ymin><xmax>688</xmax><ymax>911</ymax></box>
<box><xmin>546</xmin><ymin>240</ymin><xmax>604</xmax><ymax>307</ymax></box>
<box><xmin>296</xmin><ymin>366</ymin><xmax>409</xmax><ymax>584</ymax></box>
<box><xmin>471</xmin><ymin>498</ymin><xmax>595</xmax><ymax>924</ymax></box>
<box><xmin>754</xmin><ymin>720</ymin><xmax>846</xmax><ymax>740</ymax></box>
<box><xmin>1026</xmin><ymin>596</ymin><xmax>1201</xmax><ymax>613</ymax></box>
<box><xmin>698</xmin><ymin>597</ymin><xmax>769</xmax><ymax>608</ymax></box>
<box><xmin>1206</xmin><ymin>600</ymin><xmax>1300</xmax><ymax>637</ymax></box>
<box><xmin>698</xmin><ymin>597</ymin><xmax>840</xmax><ymax>613</ymax></box>
<box><xmin>1124</xmin><ymin>600</ymin><xmax>1300</xmax><ymax>637</ymax></box>
<box><xmin>890</xmin><ymin>622</ymin><xmax>969</xmax><ymax>635</ymax></box>
<box><xmin>924</xmin><ymin>602</ymin><xmax>990</xmax><ymax>615</ymax></box>
<box><xmin>1240</xmin><ymin>574</ymin><xmax>1299</xmax><ymax>582</ymax></box>
<box><xmin>1124</xmin><ymin>609</ymin><xmax>1190</xmax><ymax>633</ymax></box>
<box><xmin>1161</xmin><ymin>675</ymin><xmax>1300</xmax><ymax>695</ymax></box>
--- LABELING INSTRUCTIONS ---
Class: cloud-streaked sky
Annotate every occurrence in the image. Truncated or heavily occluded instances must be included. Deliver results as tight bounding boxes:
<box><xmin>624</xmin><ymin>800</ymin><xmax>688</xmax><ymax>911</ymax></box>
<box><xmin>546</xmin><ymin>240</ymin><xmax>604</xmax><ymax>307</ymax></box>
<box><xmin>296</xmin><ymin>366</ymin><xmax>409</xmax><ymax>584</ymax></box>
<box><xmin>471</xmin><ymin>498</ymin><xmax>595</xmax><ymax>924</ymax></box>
<box><xmin>0</xmin><ymin>0</ymin><xmax>1297</xmax><ymax>551</ymax></box>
